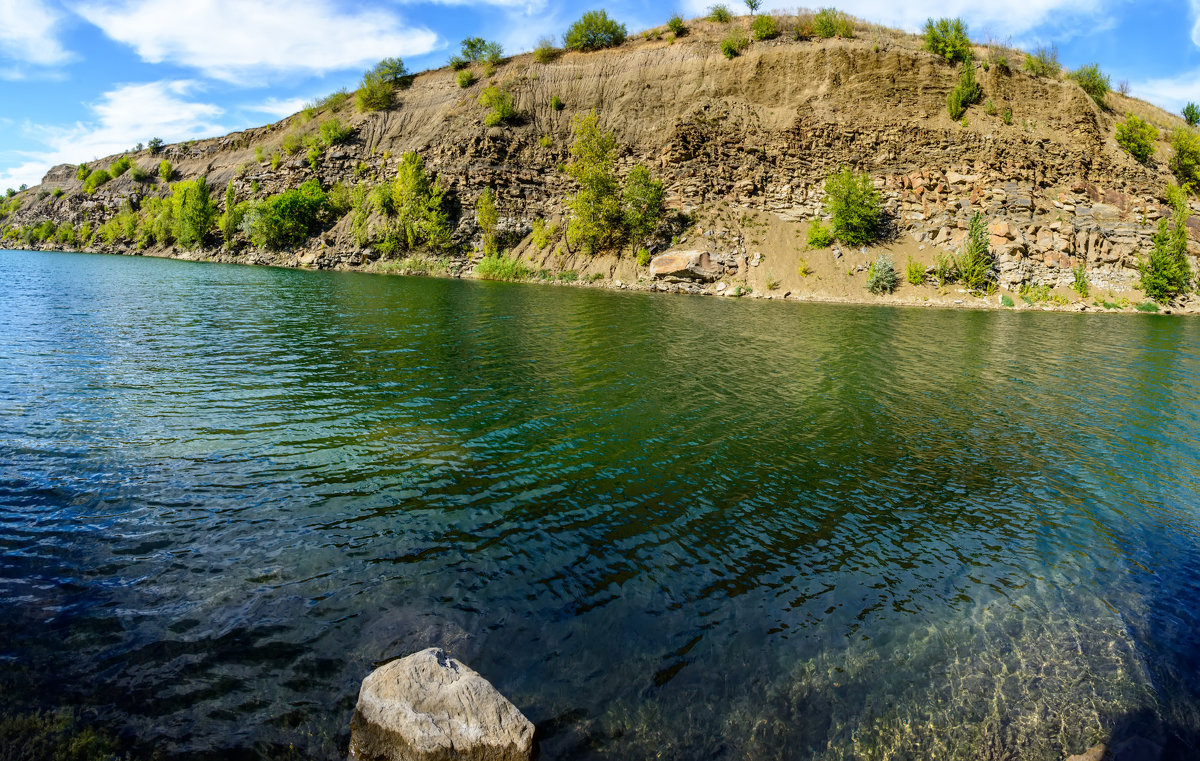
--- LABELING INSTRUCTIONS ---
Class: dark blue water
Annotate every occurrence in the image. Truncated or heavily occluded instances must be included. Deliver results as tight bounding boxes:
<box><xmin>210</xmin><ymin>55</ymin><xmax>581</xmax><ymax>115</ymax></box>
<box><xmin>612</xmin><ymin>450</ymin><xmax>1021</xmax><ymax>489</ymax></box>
<box><xmin>2</xmin><ymin>249</ymin><xmax>1199</xmax><ymax>760</ymax></box>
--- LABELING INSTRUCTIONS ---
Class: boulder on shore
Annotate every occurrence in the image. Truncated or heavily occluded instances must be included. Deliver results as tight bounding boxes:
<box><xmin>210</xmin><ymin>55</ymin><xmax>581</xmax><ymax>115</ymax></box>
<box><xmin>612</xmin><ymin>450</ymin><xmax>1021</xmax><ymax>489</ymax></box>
<box><xmin>649</xmin><ymin>250</ymin><xmax>723</xmax><ymax>282</ymax></box>
<box><xmin>349</xmin><ymin>648</ymin><xmax>534</xmax><ymax>761</ymax></box>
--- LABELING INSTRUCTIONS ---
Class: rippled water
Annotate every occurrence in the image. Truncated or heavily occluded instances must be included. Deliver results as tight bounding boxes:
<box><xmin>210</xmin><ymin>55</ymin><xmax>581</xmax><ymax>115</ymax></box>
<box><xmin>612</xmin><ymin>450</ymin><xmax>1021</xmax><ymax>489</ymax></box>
<box><xmin>2</xmin><ymin>249</ymin><xmax>1200</xmax><ymax>760</ymax></box>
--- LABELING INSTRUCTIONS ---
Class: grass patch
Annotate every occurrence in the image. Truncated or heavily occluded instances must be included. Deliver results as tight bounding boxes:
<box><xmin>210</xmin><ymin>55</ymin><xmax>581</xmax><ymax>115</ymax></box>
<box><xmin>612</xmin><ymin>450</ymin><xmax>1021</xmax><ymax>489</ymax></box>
<box><xmin>476</xmin><ymin>255</ymin><xmax>532</xmax><ymax>281</ymax></box>
<box><xmin>1135</xmin><ymin>301</ymin><xmax>1159</xmax><ymax>313</ymax></box>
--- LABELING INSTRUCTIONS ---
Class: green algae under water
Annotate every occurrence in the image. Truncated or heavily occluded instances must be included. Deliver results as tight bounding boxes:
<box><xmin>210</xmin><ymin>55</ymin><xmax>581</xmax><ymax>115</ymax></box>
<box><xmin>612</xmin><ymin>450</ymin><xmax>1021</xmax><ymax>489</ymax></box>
<box><xmin>1</xmin><ymin>249</ymin><xmax>1199</xmax><ymax>760</ymax></box>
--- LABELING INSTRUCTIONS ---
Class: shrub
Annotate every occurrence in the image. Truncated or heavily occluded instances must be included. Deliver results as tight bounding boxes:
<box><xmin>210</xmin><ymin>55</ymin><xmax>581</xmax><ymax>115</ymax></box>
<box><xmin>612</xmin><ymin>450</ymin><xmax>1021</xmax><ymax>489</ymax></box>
<box><xmin>721</xmin><ymin>29</ymin><xmax>750</xmax><ymax>58</ymax></box>
<box><xmin>479</xmin><ymin>85</ymin><xmax>517</xmax><ymax>126</ymax></box>
<box><xmin>1002</xmin><ymin>107</ymin><xmax>1013</xmax><ymax>125</ymax></box>
<box><xmin>922</xmin><ymin>17</ymin><xmax>971</xmax><ymax>64</ymax></box>
<box><xmin>751</xmin><ymin>15</ymin><xmax>777</xmax><ymax>40</ymax></box>
<box><xmin>171</xmin><ymin>176</ymin><xmax>218</xmax><ymax>248</ymax></box>
<box><xmin>1136</xmin><ymin>301</ymin><xmax>1160</xmax><ymax>313</ymax></box>
<box><xmin>282</xmin><ymin>132</ymin><xmax>303</xmax><ymax>155</ymax></box>
<box><xmin>531</xmin><ymin>218</ymin><xmax>557</xmax><ymax>249</ymax></box>
<box><xmin>550</xmin><ymin>95</ymin><xmax>565</xmax><ymax>111</ymax></box>
<box><xmin>533</xmin><ymin>37</ymin><xmax>559</xmax><ymax>63</ymax></box>
<box><xmin>109</xmin><ymin>156</ymin><xmax>132</xmax><ymax>177</ymax></box>
<box><xmin>270</xmin><ymin>153</ymin><xmax>281</xmax><ymax>171</ymax></box>
<box><xmin>246</xmin><ymin>179</ymin><xmax>328</xmax><ymax>250</ymax></box>
<box><xmin>806</xmin><ymin>218</ymin><xmax>834</xmax><ymax>248</ymax></box>
<box><xmin>866</xmin><ymin>254</ymin><xmax>897</xmax><ymax>294</ymax></box>
<box><xmin>564</xmin><ymin>111</ymin><xmax>621</xmax><ymax>254</ymax></box>
<box><xmin>372</xmin><ymin>57</ymin><xmax>408</xmax><ymax>85</ymax></box>
<box><xmin>129</xmin><ymin>164</ymin><xmax>153</xmax><ymax>182</ymax></box>
<box><xmin>1069</xmin><ymin>63</ymin><xmax>1110</xmax><ymax>105</ymax></box>
<box><xmin>456</xmin><ymin>69</ymin><xmax>476</xmax><ymax>88</ymax></box>
<box><xmin>905</xmin><ymin>256</ymin><xmax>925</xmax><ymax>285</ymax></box>
<box><xmin>307</xmin><ymin>144</ymin><xmax>322</xmax><ymax>171</ymax></box>
<box><xmin>1139</xmin><ymin>185</ymin><xmax>1192</xmax><ymax>303</ymax></box>
<box><xmin>1023</xmin><ymin>46</ymin><xmax>1060</xmax><ymax>78</ymax></box>
<box><xmin>158</xmin><ymin>160</ymin><xmax>173</xmax><ymax>182</ymax></box>
<box><xmin>667</xmin><ymin>15</ymin><xmax>686</xmax><ymax>36</ymax></box>
<box><xmin>955</xmin><ymin>213</ymin><xmax>994</xmax><ymax>291</ymax></box>
<box><xmin>539</xmin><ymin>134</ymin><xmax>553</xmax><ymax>148</ymax></box>
<box><xmin>935</xmin><ymin>254</ymin><xmax>958</xmax><ymax>286</ymax></box>
<box><xmin>1185</xmin><ymin>103</ymin><xmax>1200</xmax><ymax>128</ymax></box>
<box><xmin>476</xmin><ymin>255</ymin><xmax>532</xmax><ymax>280</ymax></box>
<box><xmin>813</xmin><ymin>8</ymin><xmax>854</xmax><ymax>38</ymax></box>
<box><xmin>1169</xmin><ymin>127</ymin><xmax>1200</xmax><ymax>192</ymax></box>
<box><xmin>148</xmin><ymin>137</ymin><xmax>164</xmax><ymax>154</ymax></box>
<box><xmin>82</xmin><ymin>169</ymin><xmax>111</xmax><ymax>194</ymax></box>
<box><xmin>1115</xmin><ymin>113</ymin><xmax>1158</xmax><ymax>163</ymax></box>
<box><xmin>1001</xmin><ymin>294</ymin><xmax>1015</xmax><ymax>307</ymax></box>
<box><xmin>385</xmin><ymin>152</ymin><xmax>452</xmax><ymax>253</ymax></box>
<box><xmin>476</xmin><ymin>187</ymin><xmax>499</xmax><ymax>254</ymax></box>
<box><xmin>636</xmin><ymin>248</ymin><xmax>651</xmax><ymax>267</ymax></box>
<box><xmin>947</xmin><ymin>63</ymin><xmax>983</xmax><ymax>120</ymax></box>
<box><xmin>356</xmin><ymin>69</ymin><xmax>392</xmax><ymax>111</ymax></box>
<box><xmin>564</xmin><ymin>10</ymin><xmax>627</xmax><ymax>51</ymax></box>
<box><xmin>708</xmin><ymin>4</ymin><xmax>732</xmax><ymax>23</ymax></box>
<box><xmin>985</xmin><ymin>98</ymin><xmax>997</xmax><ymax>115</ymax></box>
<box><xmin>51</xmin><ymin>187</ymin><xmax>63</xmax><ymax>198</ymax></box>
<box><xmin>823</xmin><ymin>168</ymin><xmax>880</xmax><ymax>245</ymax></box>
<box><xmin>460</xmin><ymin>37</ymin><xmax>503</xmax><ymax>64</ymax></box>
<box><xmin>1072</xmin><ymin>262</ymin><xmax>1089</xmax><ymax>297</ymax></box>
<box><xmin>622</xmin><ymin>163</ymin><xmax>665</xmax><ymax>253</ymax></box>
<box><xmin>449</xmin><ymin>55</ymin><xmax>468</xmax><ymax>70</ymax></box>
<box><xmin>75</xmin><ymin>163</ymin><xmax>89</xmax><ymax>181</ymax></box>
<box><xmin>319</xmin><ymin>89</ymin><xmax>352</xmax><ymax>111</ymax></box>
<box><xmin>319</xmin><ymin>118</ymin><xmax>354</xmax><ymax>146</ymax></box>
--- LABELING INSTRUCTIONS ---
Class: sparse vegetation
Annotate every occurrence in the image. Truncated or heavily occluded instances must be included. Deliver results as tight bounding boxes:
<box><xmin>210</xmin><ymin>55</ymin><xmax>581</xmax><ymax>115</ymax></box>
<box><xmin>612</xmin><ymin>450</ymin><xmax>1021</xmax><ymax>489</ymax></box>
<box><xmin>476</xmin><ymin>187</ymin><xmax>499</xmax><ymax>254</ymax></box>
<box><xmin>721</xmin><ymin>29</ymin><xmax>750</xmax><ymax>58</ymax></box>
<box><xmin>935</xmin><ymin>253</ymin><xmax>957</xmax><ymax>286</ymax></box>
<box><xmin>806</xmin><ymin>218</ymin><xmax>834</xmax><ymax>248</ymax></box>
<box><xmin>476</xmin><ymin>254</ymin><xmax>533</xmax><ymax>281</ymax></box>
<box><xmin>905</xmin><ymin>256</ymin><xmax>926</xmax><ymax>285</ymax></box>
<box><xmin>479</xmin><ymin>85</ymin><xmax>517</xmax><ymax>126</ymax></box>
<box><xmin>564</xmin><ymin>10</ymin><xmax>627</xmax><ymax>52</ymax></box>
<box><xmin>158</xmin><ymin>160</ymin><xmax>173</xmax><ymax>182</ymax></box>
<box><xmin>667</xmin><ymin>15</ymin><xmax>687</xmax><ymax>36</ymax></box>
<box><xmin>751</xmin><ymin>15</ymin><xmax>777</xmax><ymax>41</ymax></box>
<box><xmin>109</xmin><ymin>156</ymin><xmax>132</xmax><ymax>177</ymax></box>
<box><xmin>1115</xmin><ymin>113</ymin><xmax>1158</xmax><ymax>163</ymax></box>
<box><xmin>75</xmin><ymin>164</ymin><xmax>89</xmax><ymax>181</ymax></box>
<box><xmin>356</xmin><ymin>67</ymin><xmax>392</xmax><ymax>112</ymax></box>
<box><xmin>533</xmin><ymin>37</ymin><xmax>559</xmax><ymax>64</ymax></box>
<box><xmin>1023</xmin><ymin>45</ymin><xmax>1060</xmax><ymax>78</ymax></box>
<box><xmin>708</xmin><ymin>4</ymin><xmax>732</xmax><ymax>23</ymax></box>
<box><xmin>531</xmin><ymin>218</ymin><xmax>557</xmax><ymax>249</ymax></box>
<box><xmin>866</xmin><ymin>254</ymin><xmax>898</xmax><ymax>294</ymax></box>
<box><xmin>460</xmin><ymin>37</ymin><xmax>504</xmax><ymax>66</ymax></box>
<box><xmin>922</xmin><ymin>17</ymin><xmax>971</xmax><ymax>64</ymax></box>
<box><xmin>457</xmin><ymin>69</ymin><xmax>476</xmax><ymax>88</ymax></box>
<box><xmin>550</xmin><ymin>95</ymin><xmax>565</xmax><ymax>111</ymax></box>
<box><xmin>319</xmin><ymin>118</ymin><xmax>354</xmax><ymax>146</ymax></box>
<box><xmin>947</xmin><ymin>62</ymin><xmax>982</xmax><ymax>120</ymax></box>
<box><xmin>1169</xmin><ymin>127</ymin><xmax>1200</xmax><ymax>192</ymax></box>
<box><xmin>1139</xmin><ymin>185</ymin><xmax>1193</xmax><ymax>303</ymax></box>
<box><xmin>1136</xmin><ymin>301</ymin><xmax>1159</xmax><ymax>313</ymax></box>
<box><xmin>822</xmin><ymin>167</ymin><xmax>881</xmax><ymax>245</ymax></box>
<box><xmin>82</xmin><ymin>169</ymin><xmax>111</xmax><ymax>194</ymax></box>
<box><xmin>813</xmin><ymin>8</ymin><xmax>854</xmax><ymax>38</ymax></box>
<box><xmin>1069</xmin><ymin>63</ymin><xmax>1110</xmax><ymax>106</ymax></box>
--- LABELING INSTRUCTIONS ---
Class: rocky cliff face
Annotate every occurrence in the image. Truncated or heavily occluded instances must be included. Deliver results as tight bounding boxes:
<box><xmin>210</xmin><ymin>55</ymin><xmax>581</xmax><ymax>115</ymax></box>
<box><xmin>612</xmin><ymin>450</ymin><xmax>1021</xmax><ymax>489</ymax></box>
<box><xmin>4</xmin><ymin>16</ymin><xmax>1196</xmax><ymax>300</ymax></box>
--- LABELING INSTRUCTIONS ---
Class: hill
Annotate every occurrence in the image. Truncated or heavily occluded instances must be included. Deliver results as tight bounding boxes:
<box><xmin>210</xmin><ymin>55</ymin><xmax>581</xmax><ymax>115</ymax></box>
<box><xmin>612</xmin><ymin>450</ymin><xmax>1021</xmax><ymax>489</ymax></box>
<box><xmin>3</xmin><ymin>9</ymin><xmax>1198</xmax><ymax>312</ymax></box>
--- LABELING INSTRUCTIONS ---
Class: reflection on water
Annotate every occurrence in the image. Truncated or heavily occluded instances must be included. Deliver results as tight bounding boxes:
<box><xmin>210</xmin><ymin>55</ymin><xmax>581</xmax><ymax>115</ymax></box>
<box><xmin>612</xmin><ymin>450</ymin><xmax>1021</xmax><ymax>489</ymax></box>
<box><xmin>2</xmin><ymin>249</ymin><xmax>1199</xmax><ymax>759</ymax></box>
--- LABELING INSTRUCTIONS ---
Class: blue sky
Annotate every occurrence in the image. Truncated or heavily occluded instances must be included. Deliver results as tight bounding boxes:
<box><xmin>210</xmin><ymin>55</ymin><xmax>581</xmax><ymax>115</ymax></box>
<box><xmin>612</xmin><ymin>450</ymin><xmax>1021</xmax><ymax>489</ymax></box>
<box><xmin>1</xmin><ymin>0</ymin><xmax>1198</xmax><ymax>191</ymax></box>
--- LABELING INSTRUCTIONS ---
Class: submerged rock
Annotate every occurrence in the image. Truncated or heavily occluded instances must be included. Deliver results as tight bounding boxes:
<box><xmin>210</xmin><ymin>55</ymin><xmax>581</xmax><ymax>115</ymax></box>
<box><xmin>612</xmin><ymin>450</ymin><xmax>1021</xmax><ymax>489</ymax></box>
<box><xmin>349</xmin><ymin>648</ymin><xmax>534</xmax><ymax>761</ymax></box>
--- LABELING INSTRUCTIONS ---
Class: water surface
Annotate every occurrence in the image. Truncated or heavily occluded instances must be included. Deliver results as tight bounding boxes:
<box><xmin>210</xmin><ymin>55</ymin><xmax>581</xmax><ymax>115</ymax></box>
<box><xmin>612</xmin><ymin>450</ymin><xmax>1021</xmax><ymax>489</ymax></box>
<box><xmin>2</xmin><ymin>249</ymin><xmax>1199</xmax><ymax>759</ymax></box>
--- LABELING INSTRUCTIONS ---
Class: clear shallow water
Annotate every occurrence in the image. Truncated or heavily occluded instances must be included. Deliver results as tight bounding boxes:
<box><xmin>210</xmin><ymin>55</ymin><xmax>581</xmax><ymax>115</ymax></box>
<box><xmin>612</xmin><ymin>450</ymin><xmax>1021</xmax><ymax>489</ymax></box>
<box><xmin>2</xmin><ymin>249</ymin><xmax>1199</xmax><ymax>760</ymax></box>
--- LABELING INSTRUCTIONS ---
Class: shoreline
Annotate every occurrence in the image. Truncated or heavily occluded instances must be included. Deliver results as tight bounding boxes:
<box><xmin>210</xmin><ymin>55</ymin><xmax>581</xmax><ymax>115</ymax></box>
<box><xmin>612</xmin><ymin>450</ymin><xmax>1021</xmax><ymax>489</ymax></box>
<box><xmin>5</xmin><ymin>242</ymin><xmax>1197</xmax><ymax>316</ymax></box>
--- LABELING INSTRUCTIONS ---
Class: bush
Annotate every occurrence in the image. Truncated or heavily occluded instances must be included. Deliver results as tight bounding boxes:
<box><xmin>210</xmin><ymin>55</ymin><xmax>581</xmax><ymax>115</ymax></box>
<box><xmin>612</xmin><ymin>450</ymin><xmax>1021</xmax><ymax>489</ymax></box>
<box><xmin>75</xmin><ymin>163</ymin><xmax>89</xmax><ymax>181</ymax></box>
<box><xmin>533</xmin><ymin>37</ymin><xmax>559</xmax><ymax>63</ymax></box>
<box><xmin>129</xmin><ymin>164</ymin><xmax>153</xmax><ymax>182</ymax></box>
<box><xmin>319</xmin><ymin>89</ymin><xmax>351</xmax><ymax>111</ymax></box>
<box><xmin>109</xmin><ymin>156</ymin><xmax>132</xmax><ymax>177</ymax></box>
<box><xmin>246</xmin><ymin>179</ymin><xmax>327</xmax><ymax>250</ymax></box>
<box><xmin>751</xmin><ymin>15</ymin><xmax>777</xmax><ymax>40</ymax></box>
<box><xmin>550</xmin><ymin>95</ymin><xmax>565</xmax><ymax>111</ymax></box>
<box><xmin>866</xmin><ymin>254</ymin><xmax>897</xmax><ymax>294</ymax></box>
<box><xmin>281</xmin><ymin>132</ymin><xmax>303</xmax><ymax>155</ymax></box>
<box><xmin>564</xmin><ymin>10</ymin><xmax>627</xmax><ymax>51</ymax></box>
<box><xmin>721</xmin><ymin>29</ymin><xmax>750</xmax><ymax>58</ymax></box>
<box><xmin>1023</xmin><ymin>46</ymin><xmax>1060</xmax><ymax>78</ymax></box>
<box><xmin>319</xmin><ymin>118</ymin><xmax>354</xmax><ymax>146</ymax></box>
<box><xmin>1115</xmin><ymin>113</ymin><xmax>1158</xmax><ymax>162</ymax></box>
<box><xmin>1069</xmin><ymin>63</ymin><xmax>1110</xmax><ymax>105</ymax></box>
<box><xmin>708</xmin><ymin>4</ymin><xmax>732</xmax><ymax>23</ymax></box>
<box><xmin>905</xmin><ymin>256</ymin><xmax>926</xmax><ymax>285</ymax></box>
<box><xmin>1139</xmin><ymin>185</ymin><xmax>1192</xmax><ymax>303</ymax></box>
<box><xmin>564</xmin><ymin>111</ymin><xmax>621</xmax><ymax>254</ymax></box>
<box><xmin>449</xmin><ymin>55</ymin><xmax>468</xmax><ymax>70</ymax></box>
<box><xmin>806</xmin><ymin>218</ymin><xmax>834</xmax><ymax>248</ymax></box>
<box><xmin>1185</xmin><ymin>103</ymin><xmax>1200</xmax><ymax>127</ymax></box>
<box><xmin>667</xmin><ymin>15</ymin><xmax>686</xmax><ymax>36</ymax></box>
<box><xmin>476</xmin><ymin>255</ymin><xmax>532</xmax><ymax>281</ymax></box>
<box><xmin>372</xmin><ymin>57</ymin><xmax>407</xmax><ymax>85</ymax></box>
<box><xmin>923</xmin><ymin>17</ymin><xmax>971</xmax><ymax>64</ymax></box>
<box><xmin>823</xmin><ymin>168</ymin><xmax>880</xmax><ymax>245</ymax></box>
<box><xmin>813</xmin><ymin>8</ymin><xmax>854</xmax><ymax>38</ymax></box>
<box><xmin>947</xmin><ymin>63</ymin><xmax>982</xmax><ymax>120</ymax></box>
<box><xmin>531</xmin><ymin>218</ymin><xmax>557</xmax><ymax>249</ymax></box>
<box><xmin>479</xmin><ymin>85</ymin><xmax>517</xmax><ymax>126</ymax></box>
<box><xmin>1169</xmin><ymin>127</ymin><xmax>1200</xmax><ymax>192</ymax></box>
<box><xmin>476</xmin><ymin>187</ymin><xmax>499</xmax><ymax>254</ymax></box>
<box><xmin>82</xmin><ymin>169</ymin><xmax>111</xmax><ymax>194</ymax></box>
<box><xmin>1136</xmin><ymin>301</ymin><xmax>1160</xmax><ymax>312</ymax></box>
<box><xmin>460</xmin><ymin>38</ymin><xmax>503</xmax><ymax>64</ymax></box>
<box><xmin>636</xmin><ymin>248</ymin><xmax>651</xmax><ymax>267</ymax></box>
<box><xmin>356</xmin><ymin>69</ymin><xmax>392</xmax><ymax>111</ymax></box>
<box><xmin>954</xmin><ymin>213</ymin><xmax>994</xmax><ymax>291</ymax></box>
<box><xmin>158</xmin><ymin>160</ymin><xmax>173</xmax><ymax>182</ymax></box>
<box><xmin>622</xmin><ymin>163</ymin><xmax>665</xmax><ymax>253</ymax></box>
<box><xmin>1072</xmin><ymin>262</ymin><xmax>1089</xmax><ymax>297</ymax></box>
<box><xmin>456</xmin><ymin>68</ymin><xmax>476</xmax><ymax>87</ymax></box>
<box><xmin>171</xmin><ymin>176</ymin><xmax>218</xmax><ymax>248</ymax></box>
<box><xmin>148</xmin><ymin>137</ymin><xmax>164</xmax><ymax>154</ymax></box>
<box><xmin>386</xmin><ymin>152</ymin><xmax>452</xmax><ymax>253</ymax></box>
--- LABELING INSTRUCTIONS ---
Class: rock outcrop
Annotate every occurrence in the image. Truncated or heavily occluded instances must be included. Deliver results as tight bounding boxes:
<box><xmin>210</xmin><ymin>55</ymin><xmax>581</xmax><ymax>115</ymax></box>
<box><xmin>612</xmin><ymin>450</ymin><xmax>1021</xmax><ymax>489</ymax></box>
<box><xmin>349</xmin><ymin>648</ymin><xmax>534</xmax><ymax>761</ymax></box>
<box><xmin>649</xmin><ymin>250</ymin><xmax>723</xmax><ymax>281</ymax></box>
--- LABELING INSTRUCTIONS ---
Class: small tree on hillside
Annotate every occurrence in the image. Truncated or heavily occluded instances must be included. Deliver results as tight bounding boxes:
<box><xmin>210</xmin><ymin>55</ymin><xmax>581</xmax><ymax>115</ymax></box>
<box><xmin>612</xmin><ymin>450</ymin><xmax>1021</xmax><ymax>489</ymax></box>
<box><xmin>955</xmin><ymin>213</ymin><xmax>994</xmax><ymax>291</ymax></box>
<box><xmin>1170</xmin><ymin>127</ymin><xmax>1200</xmax><ymax>193</ymax></box>
<box><xmin>564</xmin><ymin>111</ymin><xmax>621</xmax><ymax>254</ymax></box>
<box><xmin>743</xmin><ymin>0</ymin><xmax>761</xmax><ymax>13</ymax></box>
<box><xmin>1140</xmin><ymin>185</ymin><xmax>1193</xmax><ymax>303</ymax></box>
<box><xmin>923</xmin><ymin>17</ymin><xmax>971</xmax><ymax>64</ymax></box>
<box><xmin>475</xmin><ymin>187</ymin><xmax>499</xmax><ymax>254</ymax></box>
<box><xmin>564</xmin><ymin>10</ymin><xmax>627</xmax><ymax>51</ymax></box>
<box><xmin>622</xmin><ymin>164</ymin><xmax>664</xmax><ymax>255</ymax></box>
<box><xmin>174</xmin><ymin>176</ymin><xmax>217</xmax><ymax>248</ymax></box>
<box><xmin>1184</xmin><ymin>103</ymin><xmax>1200</xmax><ymax>127</ymax></box>
<box><xmin>822</xmin><ymin>167</ymin><xmax>881</xmax><ymax>245</ymax></box>
<box><xmin>372</xmin><ymin>57</ymin><xmax>407</xmax><ymax>85</ymax></box>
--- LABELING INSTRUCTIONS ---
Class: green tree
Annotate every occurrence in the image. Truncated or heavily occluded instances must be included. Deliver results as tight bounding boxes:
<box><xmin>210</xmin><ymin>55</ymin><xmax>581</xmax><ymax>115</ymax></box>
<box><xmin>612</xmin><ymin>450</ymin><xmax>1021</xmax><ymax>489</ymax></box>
<box><xmin>622</xmin><ymin>164</ymin><xmax>664</xmax><ymax>254</ymax></box>
<box><xmin>1170</xmin><ymin>127</ymin><xmax>1200</xmax><ymax>193</ymax></box>
<box><xmin>158</xmin><ymin>160</ymin><xmax>174</xmax><ymax>182</ymax></box>
<box><xmin>822</xmin><ymin>167</ymin><xmax>881</xmax><ymax>245</ymax></box>
<box><xmin>954</xmin><ymin>213</ymin><xmax>994</xmax><ymax>291</ymax></box>
<box><xmin>372</xmin><ymin>57</ymin><xmax>407</xmax><ymax>85</ymax></box>
<box><xmin>391</xmin><ymin>152</ymin><xmax>452</xmax><ymax>252</ymax></box>
<box><xmin>1069</xmin><ymin>63</ymin><xmax>1110</xmax><ymax>105</ymax></box>
<box><xmin>173</xmin><ymin>176</ymin><xmax>217</xmax><ymax>248</ymax></box>
<box><xmin>564</xmin><ymin>10</ymin><xmax>627</xmax><ymax>51</ymax></box>
<box><xmin>922</xmin><ymin>17</ymin><xmax>971</xmax><ymax>64</ymax></box>
<box><xmin>76</xmin><ymin>163</ymin><xmax>89</xmax><ymax>181</ymax></box>
<box><xmin>1184</xmin><ymin>103</ymin><xmax>1200</xmax><ymax>127</ymax></box>
<box><xmin>564</xmin><ymin>112</ymin><xmax>622</xmax><ymax>254</ymax></box>
<box><xmin>1139</xmin><ymin>185</ymin><xmax>1193</xmax><ymax>303</ymax></box>
<box><xmin>475</xmin><ymin>187</ymin><xmax>499</xmax><ymax>254</ymax></box>
<box><xmin>743</xmin><ymin>0</ymin><xmax>761</xmax><ymax>13</ymax></box>
<box><xmin>1115</xmin><ymin>113</ymin><xmax>1158</xmax><ymax>162</ymax></box>
<box><xmin>247</xmin><ymin>179</ymin><xmax>328</xmax><ymax>250</ymax></box>
<box><xmin>148</xmin><ymin>137</ymin><xmax>164</xmax><ymax>154</ymax></box>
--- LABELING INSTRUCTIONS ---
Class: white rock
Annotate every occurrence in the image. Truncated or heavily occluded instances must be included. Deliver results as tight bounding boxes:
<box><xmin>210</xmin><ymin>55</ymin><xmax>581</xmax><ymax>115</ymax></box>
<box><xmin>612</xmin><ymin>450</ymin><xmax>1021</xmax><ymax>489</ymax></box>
<box><xmin>349</xmin><ymin>648</ymin><xmax>534</xmax><ymax>761</ymax></box>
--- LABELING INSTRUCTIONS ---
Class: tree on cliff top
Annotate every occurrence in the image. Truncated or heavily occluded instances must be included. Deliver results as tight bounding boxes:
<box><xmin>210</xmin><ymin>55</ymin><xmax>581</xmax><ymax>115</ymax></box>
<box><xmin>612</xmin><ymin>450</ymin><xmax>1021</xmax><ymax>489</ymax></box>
<box><xmin>564</xmin><ymin>10</ymin><xmax>627</xmax><ymax>52</ymax></box>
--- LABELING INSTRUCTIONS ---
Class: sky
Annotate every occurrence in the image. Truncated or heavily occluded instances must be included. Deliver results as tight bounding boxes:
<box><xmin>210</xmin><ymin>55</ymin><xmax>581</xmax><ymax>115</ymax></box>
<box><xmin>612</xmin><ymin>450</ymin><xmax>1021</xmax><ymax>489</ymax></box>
<box><xmin>0</xmin><ymin>0</ymin><xmax>1198</xmax><ymax>191</ymax></box>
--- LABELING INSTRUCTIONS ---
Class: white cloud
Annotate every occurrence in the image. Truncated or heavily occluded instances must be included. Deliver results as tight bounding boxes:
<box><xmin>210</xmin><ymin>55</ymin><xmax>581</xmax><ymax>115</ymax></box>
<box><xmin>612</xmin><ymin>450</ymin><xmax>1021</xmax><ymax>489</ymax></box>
<box><xmin>244</xmin><ymin>96</ymin><xmax>310</xmax><ymax>119</ymax></box>
<box><xmin>73</xmin><ymin>0</ymin><xmax>440</xmax><ymax>82</ymax></box>
<box><xmin>0</xmin><ymin>80</ymin><xmax>226</xmax><ymax>189</ymax></box>
<box><xmin>1192</xmin><ymin>0</ymin><xmax>1200</xmax><ymax>46</ymax></box>
<box><xmin>1129</xmin><ymin>71</ymin><xmax>1197</xmax><ymax>116</ymax></box>
<box><xmin>0</xmin><ymin>0</ymin><xmax>73</xmax><ymax>71</ymax></box>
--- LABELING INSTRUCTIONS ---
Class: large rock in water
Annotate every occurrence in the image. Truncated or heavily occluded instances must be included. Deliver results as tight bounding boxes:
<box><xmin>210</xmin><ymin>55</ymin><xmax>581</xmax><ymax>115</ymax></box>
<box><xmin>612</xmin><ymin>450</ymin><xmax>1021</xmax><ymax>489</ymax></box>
<box><xmin>349</xmin><ymin>648</ymin><xmax>534</xmax><ymax>761</ymax></box>
<box><xmin>649</xmin><ymin>250</ymin><xmax>723</xmax><ymax>282</ymax></box>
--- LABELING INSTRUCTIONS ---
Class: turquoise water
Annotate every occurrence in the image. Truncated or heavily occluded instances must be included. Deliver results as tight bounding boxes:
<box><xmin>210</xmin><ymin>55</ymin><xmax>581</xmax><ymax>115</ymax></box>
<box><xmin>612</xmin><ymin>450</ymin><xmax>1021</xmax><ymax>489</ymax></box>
<box><xmin>2</xmin><ymin>249</ymin><xmax>1199</xmax><ymax>759</ymax></box>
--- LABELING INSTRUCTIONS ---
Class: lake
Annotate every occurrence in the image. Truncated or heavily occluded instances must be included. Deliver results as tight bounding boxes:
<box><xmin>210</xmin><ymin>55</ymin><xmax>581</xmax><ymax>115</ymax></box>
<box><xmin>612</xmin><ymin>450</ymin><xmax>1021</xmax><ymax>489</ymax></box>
<box><xmin>2</xmin><ymin>249</ymin><xmax>1199</xmax><ymax>760</ymax></box>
